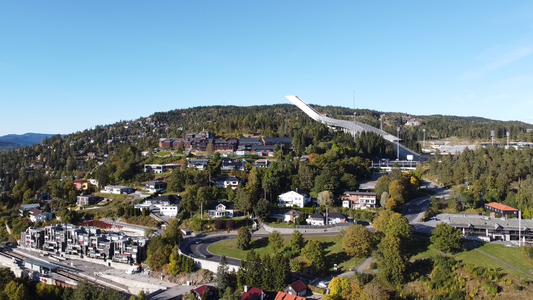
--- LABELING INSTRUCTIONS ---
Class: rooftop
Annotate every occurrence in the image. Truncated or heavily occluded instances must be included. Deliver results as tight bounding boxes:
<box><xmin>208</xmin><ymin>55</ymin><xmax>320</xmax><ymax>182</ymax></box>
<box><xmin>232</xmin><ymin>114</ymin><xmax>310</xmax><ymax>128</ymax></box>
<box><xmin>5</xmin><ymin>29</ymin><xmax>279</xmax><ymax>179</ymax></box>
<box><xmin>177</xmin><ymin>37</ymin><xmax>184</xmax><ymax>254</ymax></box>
<box><xmin>485</xmin><ymin>202</ymin><xmax>518</xmax><ymax>212</ymax></box>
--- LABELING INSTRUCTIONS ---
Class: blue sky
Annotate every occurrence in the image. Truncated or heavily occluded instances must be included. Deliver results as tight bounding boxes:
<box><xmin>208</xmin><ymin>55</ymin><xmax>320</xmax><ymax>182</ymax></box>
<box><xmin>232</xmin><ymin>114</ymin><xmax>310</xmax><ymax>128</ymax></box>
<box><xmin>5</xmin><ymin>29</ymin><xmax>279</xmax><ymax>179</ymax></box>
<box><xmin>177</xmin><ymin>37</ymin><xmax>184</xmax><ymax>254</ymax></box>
<box><xmin>1</xmin><ymin>1</ymin><xmax>532</xmax><ymax>136</ymax></box>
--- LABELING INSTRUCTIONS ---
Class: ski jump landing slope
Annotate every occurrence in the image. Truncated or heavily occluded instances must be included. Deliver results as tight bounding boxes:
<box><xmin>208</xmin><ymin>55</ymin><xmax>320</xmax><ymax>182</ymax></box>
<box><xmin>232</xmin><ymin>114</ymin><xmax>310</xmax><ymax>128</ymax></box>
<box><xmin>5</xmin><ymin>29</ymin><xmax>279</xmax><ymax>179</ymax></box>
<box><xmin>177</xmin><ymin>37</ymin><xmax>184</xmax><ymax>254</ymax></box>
<box><xmin>286</xmin><ymin>95</ymin><xmax>420</xmax><ymax>161</ymax></box>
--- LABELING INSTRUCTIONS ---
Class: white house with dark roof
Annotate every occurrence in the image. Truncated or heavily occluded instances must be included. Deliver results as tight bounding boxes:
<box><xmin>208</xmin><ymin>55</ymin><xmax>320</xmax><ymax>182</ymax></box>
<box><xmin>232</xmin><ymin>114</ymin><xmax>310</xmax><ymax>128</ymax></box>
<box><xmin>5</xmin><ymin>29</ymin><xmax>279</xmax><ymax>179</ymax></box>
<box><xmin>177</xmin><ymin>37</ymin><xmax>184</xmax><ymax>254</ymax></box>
<box><xmin>307</xmin><ymin>212</ymin><xmax>325</xmax><ymax>226</ymax></box>
<box><xmin>278</xmin><ymin>191</ymin><xmax>311</xmax><ymax>208</ymax></box>
<box><xmin>101</xmin><ymin>185</ymin><xmax>134</xmax><ymax>195</ymax></box>
<box><xmin>207</xmin><ymin>202</ymin><xmax>235</xmax><ymax>218</ymax></box>
<box><xmin>215</xmin><ymin>176</ymin><xmax>243</xmax><ymax>190</ymax></box>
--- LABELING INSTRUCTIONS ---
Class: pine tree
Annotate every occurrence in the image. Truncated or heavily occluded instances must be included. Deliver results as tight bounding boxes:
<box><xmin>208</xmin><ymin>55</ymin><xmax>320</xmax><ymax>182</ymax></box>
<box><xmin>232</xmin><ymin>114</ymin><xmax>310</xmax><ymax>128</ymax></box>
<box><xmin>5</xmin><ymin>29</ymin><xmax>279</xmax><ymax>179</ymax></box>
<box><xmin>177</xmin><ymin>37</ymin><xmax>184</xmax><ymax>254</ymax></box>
<box><xmin>217</xmin><ymin>256</ymin><xmax>230</xmax><ymax>293</ymax></box>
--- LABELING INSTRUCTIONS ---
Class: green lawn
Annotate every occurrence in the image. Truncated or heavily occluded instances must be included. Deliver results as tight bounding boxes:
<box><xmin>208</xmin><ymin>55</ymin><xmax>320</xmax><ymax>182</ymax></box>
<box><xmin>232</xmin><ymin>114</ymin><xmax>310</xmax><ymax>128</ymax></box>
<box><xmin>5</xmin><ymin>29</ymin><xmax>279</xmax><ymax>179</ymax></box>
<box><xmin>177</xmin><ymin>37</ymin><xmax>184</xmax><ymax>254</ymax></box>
<box><xmin>409</xmin><ymin>238</ymin><xmax>533</xmax><ymax>280</ymax></box>
<box><xmin>455</xmin><ymin>244</ymin><xmax>533</xmax><ymax>280</ymax></box>
<box><xmin>208</xmin><ymin>236</ymin><xmax>365</xmax><ymax>274</ymax></box>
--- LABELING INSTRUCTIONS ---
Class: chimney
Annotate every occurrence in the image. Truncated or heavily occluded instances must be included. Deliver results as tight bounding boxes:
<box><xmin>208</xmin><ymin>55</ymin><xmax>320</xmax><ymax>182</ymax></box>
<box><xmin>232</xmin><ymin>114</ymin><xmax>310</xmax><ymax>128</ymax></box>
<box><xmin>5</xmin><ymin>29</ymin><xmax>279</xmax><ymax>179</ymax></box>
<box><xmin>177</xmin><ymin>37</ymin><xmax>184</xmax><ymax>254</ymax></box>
<box><xmin>244</xmin><ymin>286</ymin><xmax>248</xmax><ymax>293</ymax></box>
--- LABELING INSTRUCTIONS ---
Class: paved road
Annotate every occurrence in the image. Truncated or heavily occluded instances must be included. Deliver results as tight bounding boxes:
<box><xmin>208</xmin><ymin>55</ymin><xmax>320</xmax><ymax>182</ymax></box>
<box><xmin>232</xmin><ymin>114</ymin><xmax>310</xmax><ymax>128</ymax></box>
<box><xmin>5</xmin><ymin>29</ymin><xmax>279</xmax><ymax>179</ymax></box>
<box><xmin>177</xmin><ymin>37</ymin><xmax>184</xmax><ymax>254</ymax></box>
<box><xmin>402</xmin><ymin>181</ymin><xmax>450</xmax><ymax>224</ymax></box>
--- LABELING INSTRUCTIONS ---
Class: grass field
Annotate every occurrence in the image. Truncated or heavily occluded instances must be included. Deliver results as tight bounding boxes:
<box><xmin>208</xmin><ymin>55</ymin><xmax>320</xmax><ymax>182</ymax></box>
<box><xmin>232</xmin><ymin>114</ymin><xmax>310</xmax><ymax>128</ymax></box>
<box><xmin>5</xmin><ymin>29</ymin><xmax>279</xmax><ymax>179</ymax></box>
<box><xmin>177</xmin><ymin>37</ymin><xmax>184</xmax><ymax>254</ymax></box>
<box><xmin>208</xmin><ymin>235</ymin><xmax>365</xmax><ymax>274</ymax></box>
<box><xmin>409</xmin><ymin>238</ymin><xmax>533</xmax><ymax>280</ymax></box>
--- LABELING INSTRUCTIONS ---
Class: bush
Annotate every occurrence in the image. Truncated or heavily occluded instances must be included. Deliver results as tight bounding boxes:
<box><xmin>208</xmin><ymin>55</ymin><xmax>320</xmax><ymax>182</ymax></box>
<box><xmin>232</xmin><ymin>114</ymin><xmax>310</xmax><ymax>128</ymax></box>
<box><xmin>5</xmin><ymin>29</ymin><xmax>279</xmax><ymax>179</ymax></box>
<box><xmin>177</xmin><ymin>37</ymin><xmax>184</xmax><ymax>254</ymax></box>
<box><xmin>226</xmin><ymin>220</ymin><xmax>236</xmax><ymax>230</ymax></box>
<box><xmin>214</xmin><ymin>219</ymin><xmax>225</xmax><ymax>230</ymax></box>
<box><xmin>308</xmin><ymin>285</ymin><xmax>325</xmax><ymax>295</ymax></box>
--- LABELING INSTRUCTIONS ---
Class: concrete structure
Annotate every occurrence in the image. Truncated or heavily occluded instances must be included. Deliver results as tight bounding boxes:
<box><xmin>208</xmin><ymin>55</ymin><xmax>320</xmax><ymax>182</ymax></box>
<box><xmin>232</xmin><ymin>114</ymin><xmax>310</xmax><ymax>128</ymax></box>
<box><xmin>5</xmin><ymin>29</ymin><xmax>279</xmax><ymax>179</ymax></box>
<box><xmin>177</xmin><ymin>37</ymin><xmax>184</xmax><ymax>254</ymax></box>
<box><xmin>449</xmin><ymin>216</ymin><xmax>533</xmax><ymax>243</ymax></box>
<box><xmin>101</xmin><ymin>186</ymin><xmax>134</xmax><ymax>195</ymax></box>
<box><xmin>484</xmin><ymin>202</ymin><xmax>518</xmax><ymax>218</ymax></box>
<box><xmin>341</xmin><ymin>191</ymin><xmax>378</xmax><ymax>209</ymax></box>
<box><xmin>278</xmin><ymin>191</ymin><xmax>311</xmax><ymax>208</ymax></box>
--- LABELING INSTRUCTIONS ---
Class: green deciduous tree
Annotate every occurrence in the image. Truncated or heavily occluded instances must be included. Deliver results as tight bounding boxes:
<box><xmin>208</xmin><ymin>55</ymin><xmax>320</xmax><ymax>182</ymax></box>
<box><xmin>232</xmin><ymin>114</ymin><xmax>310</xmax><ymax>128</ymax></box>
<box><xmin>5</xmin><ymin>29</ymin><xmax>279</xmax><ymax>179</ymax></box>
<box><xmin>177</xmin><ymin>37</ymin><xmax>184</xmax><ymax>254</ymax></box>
<box><xmin>302</xmin><ymin>240</ymin><xmax>326</xmax><ymax>275</ymax></box>
<box><xmin>430</xmin><ymin>223</ymin><xmax>463</xmax><ymax>253</ymax></box>
<box><xmin>377</xmin><ymin>235</ymin><xmax>407</xmax><ymax>286</ymax></box>
<box><xmin>342</xmin><ymin>224</ymin><xmax>373</xmax><ymax>257</ymax></box>
<box><xmin>253</xmin><ymin>198</ymin><xmax>270</xmax><ymax>220</ymax></box>
<box><xmin>317</xmin><ymin>190</ymin><xmax>334</xmax><ymax>208</ymax></box>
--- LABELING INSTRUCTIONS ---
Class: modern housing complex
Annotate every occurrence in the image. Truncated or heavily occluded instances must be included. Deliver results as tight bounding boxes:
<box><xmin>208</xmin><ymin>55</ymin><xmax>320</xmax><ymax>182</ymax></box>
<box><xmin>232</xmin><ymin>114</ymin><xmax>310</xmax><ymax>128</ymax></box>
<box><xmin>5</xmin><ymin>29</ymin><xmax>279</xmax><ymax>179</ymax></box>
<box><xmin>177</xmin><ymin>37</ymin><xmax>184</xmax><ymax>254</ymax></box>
<box><xmin>158</xmin><ymin>131</ymin><xmax>292</xmax><ymax>155</ymax></box>
<box><xmin>20</xmin><ymin>224</ymin><xmax>149</xmax><ymax>263</ymax></box>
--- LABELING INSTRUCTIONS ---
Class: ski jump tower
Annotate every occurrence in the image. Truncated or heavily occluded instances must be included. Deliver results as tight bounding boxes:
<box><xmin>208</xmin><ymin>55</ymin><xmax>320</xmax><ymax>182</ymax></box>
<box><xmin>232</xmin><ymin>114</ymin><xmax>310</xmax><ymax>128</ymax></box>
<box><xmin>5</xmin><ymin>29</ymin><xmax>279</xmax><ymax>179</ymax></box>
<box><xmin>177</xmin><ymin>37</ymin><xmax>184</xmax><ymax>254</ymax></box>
<box><xmin>286</xmin><ymin>95</ymin><xmax>420</xmax><ymax>161</ymax></box>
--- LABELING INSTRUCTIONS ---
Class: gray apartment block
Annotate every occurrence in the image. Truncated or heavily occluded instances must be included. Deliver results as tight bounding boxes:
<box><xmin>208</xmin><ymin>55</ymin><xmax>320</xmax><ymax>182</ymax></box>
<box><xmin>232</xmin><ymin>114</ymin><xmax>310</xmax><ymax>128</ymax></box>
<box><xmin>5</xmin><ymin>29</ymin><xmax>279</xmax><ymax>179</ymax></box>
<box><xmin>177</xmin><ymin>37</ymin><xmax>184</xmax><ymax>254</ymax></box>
<box><xmin>20</xmin><ymin>224</ymin><xmax>149</xmax><ymax>264</ymax></box>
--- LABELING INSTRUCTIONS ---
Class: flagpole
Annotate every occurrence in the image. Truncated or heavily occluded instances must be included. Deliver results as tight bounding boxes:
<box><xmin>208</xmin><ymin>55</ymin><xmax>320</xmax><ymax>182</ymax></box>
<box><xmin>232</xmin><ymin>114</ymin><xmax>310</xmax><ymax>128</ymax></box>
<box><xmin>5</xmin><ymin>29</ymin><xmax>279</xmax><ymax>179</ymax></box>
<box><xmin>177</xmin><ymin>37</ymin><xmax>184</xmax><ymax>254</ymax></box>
<box><xmin>519</xmin><ymin>210</ymin><xmax>522</xmax><ymax>247</ymax></box>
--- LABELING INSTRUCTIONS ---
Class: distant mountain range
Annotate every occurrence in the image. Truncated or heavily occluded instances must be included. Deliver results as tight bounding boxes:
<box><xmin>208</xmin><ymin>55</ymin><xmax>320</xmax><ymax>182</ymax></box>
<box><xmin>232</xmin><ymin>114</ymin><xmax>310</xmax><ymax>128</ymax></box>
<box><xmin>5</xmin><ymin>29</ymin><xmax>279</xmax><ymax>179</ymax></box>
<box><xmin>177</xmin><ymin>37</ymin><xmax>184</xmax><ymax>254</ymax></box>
<box><xmin>0</xmin><ymin>133</ymin><xmax>57</xmax><ymax>152</ymax></box>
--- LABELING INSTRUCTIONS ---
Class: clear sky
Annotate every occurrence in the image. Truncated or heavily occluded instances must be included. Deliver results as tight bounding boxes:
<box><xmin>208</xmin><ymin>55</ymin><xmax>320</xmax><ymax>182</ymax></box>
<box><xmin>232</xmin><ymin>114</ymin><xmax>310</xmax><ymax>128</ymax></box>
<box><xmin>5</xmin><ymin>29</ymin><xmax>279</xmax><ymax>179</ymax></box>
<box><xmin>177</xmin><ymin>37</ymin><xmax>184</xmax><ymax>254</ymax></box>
<box><xmin>1</xmin><ymin>1</ymin><xmax>532</xmax><ymax>136</ymax></box>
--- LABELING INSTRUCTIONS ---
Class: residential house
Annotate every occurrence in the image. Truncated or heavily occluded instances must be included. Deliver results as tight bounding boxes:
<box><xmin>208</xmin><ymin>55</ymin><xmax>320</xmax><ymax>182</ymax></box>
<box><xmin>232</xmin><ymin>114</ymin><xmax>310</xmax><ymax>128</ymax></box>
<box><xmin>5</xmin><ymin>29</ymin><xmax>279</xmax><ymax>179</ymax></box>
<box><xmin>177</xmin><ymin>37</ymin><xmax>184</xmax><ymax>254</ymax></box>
<box><xmin>284</xmin><ymin>210</ymin><xmax>303</xmax><ymax>223</ymax></box>
<box><xmin>252</xmin><ymin>159</ymin><xmax>272</xmax><ymax>168</ymax></box>
<box><xmin>341</xmin><ymin>191</ymin><xmax>377</xmax><ymax>209</ymax></box>
<box><xmin>273</xmin><ymin>291</ymin><xmax>306</xmax><ymax>300</ymax></box>
<box><xmin>278</xmin><ymin>191</ymin><xmax>311</xmax><ymax>208</ymax></box>
<box><xmin>207</xmin><ymin>202</ymin><xmax>235</xmax><ymax>219</ymax></box>
<box><xmin>29</xmin><ymin>210</ymin><xmax>53</xmax><ymax>223</ymax></box>
<box><xmin>215</xmin><ymin>176</ymin><xmax>243</xmax><ymax>190</ymax></box>
<box><xmin>19</xmin><ymin>204</ymin><xmax>41</xmax><ymax>216</ymax></box>
<box><xmin>101</xmin><ymin>186</ymin><xmax>134</xmax><ymax>195</ymax></box>
<box><xmin>221</xmin><ymin>158</ymin><xmax>246</xmax><ymax>171</ymax></box>
<box><xmin>262</xmin><ymin>137</ymin><xmax>292</xmax><ymax>147</ymax></box>
<box><xmin>144</xmin><ymin>163</ymin><xmax>181</xmax><ymax>174</ymax></box>
<box><xmin>241</xmin><ymin>287</ymin><xmax>267</xmax><ymax>300</ymax></box>
<box><xmin>191</xmin><ymin>285</ymin><xmax>217</xmax><ymax>300</ymax></box>
<box><xmin>73</xmin><ymin>180</ymin><xmax>86</xmax><ymax>190</ymax></box>
<box><xmin>34</xmin><ymin>193</ymin><xmax>51</xmax><ymax>201</ymax></box>
<box><xmin>160</xmin><ymin>205</ymin><xmax>179</xmax><ymax>217</ymax></box>
<box><xmin>284</xmin><ymin>280</ymin><xmax>308</xmax><ymax>297</ymax></box>
<box><xmin>145</xmin><ymin>181</ymin><xmax>167</xmax><ymax>193</ymax></box>
<box><xmin>188</xmin><ymin>159</ymin><xmax>209</xmax><ymax>170</ymax></box>
<box><xmin>484</xmin><ymin>202</ymin><xmax>518</xmax><ymax>218</ymax></box>
<box><xmin>328</xmin><ymin>213</ymin><xmax>348</xmax><ymax>225</ymax></box>
<box><xmin>251</xmin><ymin>145</ymin><xmax>277</xmax><ymax>156</ymax></box>
<box><xmin>306</xmin><ymin>213</ymin><xmax>325</xmax><ymax>226</ymax></box>
<box><xmin>76</xmin><ymin>195</ymin><xmax>100</xmax><ymax>206</ymax></box>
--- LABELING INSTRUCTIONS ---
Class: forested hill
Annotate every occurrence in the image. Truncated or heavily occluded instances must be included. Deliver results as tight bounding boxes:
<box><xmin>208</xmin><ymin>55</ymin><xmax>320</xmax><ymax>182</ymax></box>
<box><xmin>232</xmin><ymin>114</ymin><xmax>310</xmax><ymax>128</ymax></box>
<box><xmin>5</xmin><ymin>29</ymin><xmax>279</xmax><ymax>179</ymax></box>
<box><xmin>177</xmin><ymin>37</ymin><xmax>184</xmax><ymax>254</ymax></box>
<box><xmin>150</xmin><ymin>104</ymin><xmax>533</xmax><ymax>148</ymax></box>
<box><xmin>0</xmin><ymin>133</ymin><xmax>57</xmax><ymax>152</ymax></box>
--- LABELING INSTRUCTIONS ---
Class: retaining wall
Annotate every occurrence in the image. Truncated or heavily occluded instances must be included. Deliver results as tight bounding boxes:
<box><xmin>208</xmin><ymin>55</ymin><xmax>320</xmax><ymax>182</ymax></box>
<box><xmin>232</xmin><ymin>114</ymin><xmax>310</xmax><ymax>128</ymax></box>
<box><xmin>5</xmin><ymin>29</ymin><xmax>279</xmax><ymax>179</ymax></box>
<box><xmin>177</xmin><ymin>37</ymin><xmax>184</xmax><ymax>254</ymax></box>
<box><xmin>262</xmin><ymin>223</ymin><xmax>350</xmax><ymax>234</ymax></box>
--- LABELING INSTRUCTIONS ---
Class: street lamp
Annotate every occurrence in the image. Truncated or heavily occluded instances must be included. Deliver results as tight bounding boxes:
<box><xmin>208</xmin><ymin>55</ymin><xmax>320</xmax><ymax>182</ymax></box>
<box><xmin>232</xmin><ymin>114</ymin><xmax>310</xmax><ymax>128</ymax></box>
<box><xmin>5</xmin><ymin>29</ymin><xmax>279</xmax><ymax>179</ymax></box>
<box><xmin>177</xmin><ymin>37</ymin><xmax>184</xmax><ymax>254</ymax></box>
<box><xmin>423</xmin><ymin>128</ymin><xmax>426</xmax><ymax>150</ymax></box>
<box><xmin>397</xmin><ymin>127</ymin><xmax>400</xmax><ymax>160</ymax></box>
<box><xmin>353</xmin><ymin>112</ymin><xmax>357</xmax><ymax>142</ymax></box>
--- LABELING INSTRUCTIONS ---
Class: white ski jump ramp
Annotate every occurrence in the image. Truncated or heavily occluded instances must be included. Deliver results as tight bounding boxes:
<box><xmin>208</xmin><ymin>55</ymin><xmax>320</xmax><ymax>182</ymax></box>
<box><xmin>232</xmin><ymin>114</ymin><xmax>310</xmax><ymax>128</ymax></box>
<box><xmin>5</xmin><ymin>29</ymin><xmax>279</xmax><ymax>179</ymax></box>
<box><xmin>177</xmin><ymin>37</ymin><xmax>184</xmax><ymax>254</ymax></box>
<box><xmin>286</xmin><ymin>95</ymin><xmax>420</xmax><ymax>160</ymax></box>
